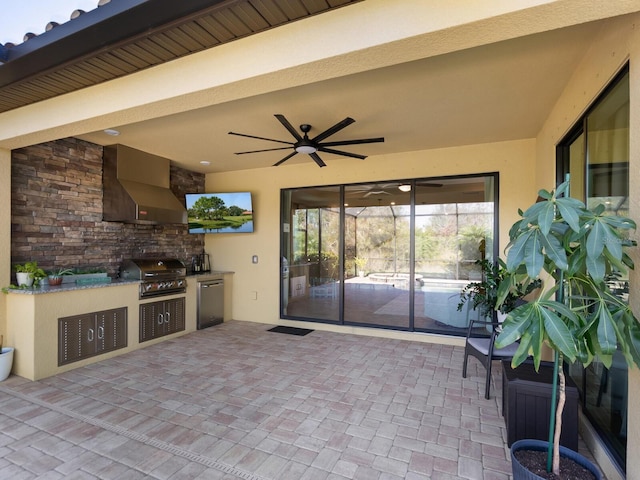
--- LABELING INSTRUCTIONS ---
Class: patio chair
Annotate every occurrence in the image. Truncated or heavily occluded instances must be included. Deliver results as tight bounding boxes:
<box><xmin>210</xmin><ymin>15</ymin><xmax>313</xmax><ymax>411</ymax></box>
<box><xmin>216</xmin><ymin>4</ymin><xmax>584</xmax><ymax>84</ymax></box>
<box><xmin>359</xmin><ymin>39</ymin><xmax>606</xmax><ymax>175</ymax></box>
<box><xmin>462</xmin><ymin>310</ymin><xmax>519</xmax><ymax>399</ymax></box>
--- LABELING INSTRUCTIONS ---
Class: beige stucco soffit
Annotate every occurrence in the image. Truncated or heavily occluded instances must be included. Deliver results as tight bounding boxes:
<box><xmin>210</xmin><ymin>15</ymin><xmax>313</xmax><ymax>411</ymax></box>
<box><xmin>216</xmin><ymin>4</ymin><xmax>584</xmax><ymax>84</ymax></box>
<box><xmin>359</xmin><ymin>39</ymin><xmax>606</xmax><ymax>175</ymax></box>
<box><xmin>0</xmin><ymin>0</ymin><xmax>638</xmax><ymax>150</ymax></box>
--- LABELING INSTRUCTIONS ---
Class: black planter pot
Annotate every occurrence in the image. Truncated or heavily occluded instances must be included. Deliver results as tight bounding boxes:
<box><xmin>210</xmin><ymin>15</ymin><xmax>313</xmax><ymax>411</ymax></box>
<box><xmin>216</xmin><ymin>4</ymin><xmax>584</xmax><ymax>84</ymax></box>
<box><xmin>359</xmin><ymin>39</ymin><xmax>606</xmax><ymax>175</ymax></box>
<box><xmin>511</xmin><ymin>439</ymin><xmax>602</xmax><ymax>479</ymax></box>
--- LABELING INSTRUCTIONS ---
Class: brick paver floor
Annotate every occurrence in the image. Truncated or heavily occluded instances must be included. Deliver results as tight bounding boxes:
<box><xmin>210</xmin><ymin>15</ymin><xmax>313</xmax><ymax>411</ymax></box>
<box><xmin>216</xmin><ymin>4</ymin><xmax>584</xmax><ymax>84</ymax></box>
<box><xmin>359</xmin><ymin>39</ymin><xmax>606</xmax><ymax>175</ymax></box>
<box><xmin>0</xmin><ymin>320</ymin><xmax>543</xmax><ymax>479</ymax></box>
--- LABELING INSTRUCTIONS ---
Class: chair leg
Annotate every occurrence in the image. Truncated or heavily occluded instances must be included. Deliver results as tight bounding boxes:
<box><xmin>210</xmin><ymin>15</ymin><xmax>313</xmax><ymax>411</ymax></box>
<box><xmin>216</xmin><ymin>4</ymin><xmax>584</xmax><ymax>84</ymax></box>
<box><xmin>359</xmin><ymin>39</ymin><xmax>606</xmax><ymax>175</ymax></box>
<box><xmin>484</xmin><ymin>359</ymin><xmax>492</xmax><ymax>399</ymax></box>
<box><xmin>462</xmin><ymin>350</ymin><xmax>469</xmax><ymax>378</ymax></box>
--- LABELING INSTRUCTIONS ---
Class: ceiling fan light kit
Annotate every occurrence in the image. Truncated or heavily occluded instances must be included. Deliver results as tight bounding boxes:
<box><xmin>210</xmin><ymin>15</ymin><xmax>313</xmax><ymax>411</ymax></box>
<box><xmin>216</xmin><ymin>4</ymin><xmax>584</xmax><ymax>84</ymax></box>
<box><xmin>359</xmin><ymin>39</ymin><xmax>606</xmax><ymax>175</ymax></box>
<box><xmin>229</xmin><ymin>114</ymin><xmax>384</xmax><ymax>167</ymax></box>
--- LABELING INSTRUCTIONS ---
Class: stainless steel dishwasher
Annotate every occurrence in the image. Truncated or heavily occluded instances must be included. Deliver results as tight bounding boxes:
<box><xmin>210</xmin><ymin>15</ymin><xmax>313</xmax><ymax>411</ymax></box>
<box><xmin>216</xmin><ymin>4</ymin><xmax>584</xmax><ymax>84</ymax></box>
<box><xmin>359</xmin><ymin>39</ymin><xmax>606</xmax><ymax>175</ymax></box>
<box><xmin>197</xmin><ymin>278</ymin><xmax>224</xmax><ymax>329</ymax></box>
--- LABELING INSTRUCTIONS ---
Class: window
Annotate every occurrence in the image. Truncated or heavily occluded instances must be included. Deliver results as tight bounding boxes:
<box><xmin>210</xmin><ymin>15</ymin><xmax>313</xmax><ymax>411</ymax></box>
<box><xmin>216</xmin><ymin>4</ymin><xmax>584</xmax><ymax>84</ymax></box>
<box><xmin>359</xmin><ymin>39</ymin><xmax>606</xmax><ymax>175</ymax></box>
<box><xmin>558</xmin><ymin>64</ymin><xmax>629</xmax><ymax>471</ymax></box>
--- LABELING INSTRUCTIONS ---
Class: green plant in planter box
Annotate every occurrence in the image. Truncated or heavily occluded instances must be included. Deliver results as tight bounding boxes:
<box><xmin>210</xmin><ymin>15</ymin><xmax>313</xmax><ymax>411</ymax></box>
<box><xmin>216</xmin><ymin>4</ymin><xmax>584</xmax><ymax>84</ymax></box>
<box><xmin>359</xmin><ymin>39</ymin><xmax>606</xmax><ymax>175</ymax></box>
<box><xmin>495</xmin><ymin>181</ymin><xmax>640</xmax><ymax>476</ymax></box>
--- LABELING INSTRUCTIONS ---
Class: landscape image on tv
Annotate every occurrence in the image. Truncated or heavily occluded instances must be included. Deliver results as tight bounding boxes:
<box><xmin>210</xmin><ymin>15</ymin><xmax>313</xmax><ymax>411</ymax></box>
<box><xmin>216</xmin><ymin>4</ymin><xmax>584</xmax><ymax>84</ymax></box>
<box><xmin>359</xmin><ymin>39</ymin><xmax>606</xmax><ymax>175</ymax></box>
<box><xmin>186</xmin><ymin>192</ymin><xmax>254</xmax><ymax>234</ymax></box>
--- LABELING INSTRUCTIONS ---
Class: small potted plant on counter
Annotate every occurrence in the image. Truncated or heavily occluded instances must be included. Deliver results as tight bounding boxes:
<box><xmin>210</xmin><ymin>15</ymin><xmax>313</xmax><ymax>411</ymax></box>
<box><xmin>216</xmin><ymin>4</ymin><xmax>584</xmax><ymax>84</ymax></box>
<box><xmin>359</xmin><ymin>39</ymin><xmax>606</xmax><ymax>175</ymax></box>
<box><xmin>496</xmin><ymin>181</ymin><xmax>640</xmax><ymax>479</ymax></box>
<box><xmin>47</xmin><ymin>267</ymin><xmax>74</xmax><ymax>286</ymax></box>
<box><xmin>13</xmin><ymin>261</ymin><xmax>47</xmax><ymax>288</ymax></box>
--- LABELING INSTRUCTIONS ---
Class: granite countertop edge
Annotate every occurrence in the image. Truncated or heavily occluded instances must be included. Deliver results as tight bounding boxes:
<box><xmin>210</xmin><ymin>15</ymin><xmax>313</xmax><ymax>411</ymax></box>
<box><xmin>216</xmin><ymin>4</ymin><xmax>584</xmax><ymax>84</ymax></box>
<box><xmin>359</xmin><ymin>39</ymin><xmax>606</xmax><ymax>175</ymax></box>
<box><xmin>4</xmin><ymin>278</ymin><xmax>140</xmax><ymax>295</ymax></box>
<box><xmin>6</xmin><ymin>271</ymin><xmax>234</xmax><ymax>295</ymax></box>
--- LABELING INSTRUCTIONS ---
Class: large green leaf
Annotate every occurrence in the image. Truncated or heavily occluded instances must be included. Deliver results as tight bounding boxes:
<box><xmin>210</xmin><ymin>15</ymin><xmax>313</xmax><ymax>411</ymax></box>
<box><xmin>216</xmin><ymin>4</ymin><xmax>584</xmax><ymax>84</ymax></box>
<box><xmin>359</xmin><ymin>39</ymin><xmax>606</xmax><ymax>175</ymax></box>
<box><xmin>586</xmin><ymin>254</ymin><xmax>605</xmax><ymax>283</ymax></box>
<box><xmin>554</xmin><ymin>181</ymin><xmax>570</xmax><ymax>198</ymax></box>
<box><xmin>496</xmin><ymin>304</ymin><xmax>531</xmax><ymax>348</ymax></box>
<box><xmin>540</xmin><ymin>233</ymin><xmax>567</xmax><ymax>270</ymax></box>
<box><xmin>595</xmin><ymin>307</ymin><xmax>617</xmax><ymax>355</ymax></box>
<box><xmin>511</xmin><ymin>332</ymin><xmax>533</xmax><ymax>368</ymax></box>
<box><xmin>600</xmin><ymin>214</ymin><xmax>636</xmax><ymax>230</ymax></box>
<box><xmin>602</xmin><ymin>224</ymin><xmax>623</xmax><ymax>260</ymax></box>
<box><xmin>556</xmin><ymin>197</ymin><xmax>583</xmax><ymax>232</ymax></box>
<box><xmin>524</xmin><ymin>231</ymin><xmax>544</xmax><ymax>277</ymax></box>
<box><xmin>603</xmin><ymin>248</ymin><xmax>629</xmax><ymax>273</ymax></box>
<box><xmin>521</xmin><ymin>201</ymin><xmax>548</xmax><ymax>225</ymax></box>
<box><xmin>536</xmin><ymin>202</ymin><xmax>556</xmax><ymax>235</ymax></box>
<box><xmin>566</xmin><ymin>249</ymin><xmax>586</xmax><ymax>276</ymax></box>
<box><xmin>624</xmin><ymin>318</ymin><xmax>640</xmax><ymax>366</ymax></box>
<box><xmin>585</xmin><ymin>220</ymin><xmax>606</xmax><ymax>259</ymax></box>
<box><xmin>541</xmin><ymin>307</ymin><xmax>577</xmax><ymax>362</ymax></box>
<box><xmin>506</xmin><ymin>230</ymin><xmax>532</xmax><ymax>271</ymax></box>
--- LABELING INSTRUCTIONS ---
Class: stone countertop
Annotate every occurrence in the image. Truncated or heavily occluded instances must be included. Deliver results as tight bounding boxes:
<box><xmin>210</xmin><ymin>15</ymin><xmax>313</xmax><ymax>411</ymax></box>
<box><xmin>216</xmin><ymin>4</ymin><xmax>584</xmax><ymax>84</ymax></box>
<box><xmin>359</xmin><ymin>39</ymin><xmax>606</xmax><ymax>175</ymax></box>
<box><xmin>187</xmin><ymin>270</ymin><xmax>234</xmax><ymax>280</ymax></box>
<box><xmin>4</xmin><ymin>278</ymin><xmax>140</xmax><ymax>295</ymax></box>
<box><xmin>5</xmin><ymin>271</ymin><xmax>234</xmax><ymax>295</ymax></box>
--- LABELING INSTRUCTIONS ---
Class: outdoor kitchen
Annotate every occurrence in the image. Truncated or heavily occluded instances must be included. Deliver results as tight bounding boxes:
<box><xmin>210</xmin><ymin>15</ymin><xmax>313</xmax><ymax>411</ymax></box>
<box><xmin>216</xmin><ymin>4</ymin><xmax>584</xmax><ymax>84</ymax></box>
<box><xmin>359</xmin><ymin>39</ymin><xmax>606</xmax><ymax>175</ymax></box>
<box><xmin>6</xmin><ymin>137</ymin><xmax>234</xmax><ymax>381</ymax></box>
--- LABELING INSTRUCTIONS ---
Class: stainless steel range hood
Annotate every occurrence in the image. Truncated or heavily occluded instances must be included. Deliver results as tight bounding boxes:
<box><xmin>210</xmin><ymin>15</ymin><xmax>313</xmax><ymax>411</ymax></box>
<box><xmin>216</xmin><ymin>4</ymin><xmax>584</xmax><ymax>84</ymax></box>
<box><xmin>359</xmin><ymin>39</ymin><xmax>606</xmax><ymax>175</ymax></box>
<box><xmin>103</xmin><ymin>144</ymin><xmax>187</xmax><ymax>225</ymax></box>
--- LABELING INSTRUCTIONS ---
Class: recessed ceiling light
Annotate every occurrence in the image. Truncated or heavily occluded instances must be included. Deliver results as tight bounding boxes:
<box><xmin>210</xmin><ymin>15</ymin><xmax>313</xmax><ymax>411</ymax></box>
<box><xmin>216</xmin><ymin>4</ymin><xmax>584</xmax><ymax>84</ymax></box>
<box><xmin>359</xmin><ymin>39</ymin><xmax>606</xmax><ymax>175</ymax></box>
<box><xmin>398</xmin><ymin>184</ymin><xmax>411</xmax><ymax>192</ymax></box>
<box><xmin>103</xmin><ymin>128</ymin><xmax>120</xmax><ymax>136</ymax></box>
<box><xmin>200</xmin><ymin>161</ymin><xmax>211</xmax><ymax>166</ymax></box>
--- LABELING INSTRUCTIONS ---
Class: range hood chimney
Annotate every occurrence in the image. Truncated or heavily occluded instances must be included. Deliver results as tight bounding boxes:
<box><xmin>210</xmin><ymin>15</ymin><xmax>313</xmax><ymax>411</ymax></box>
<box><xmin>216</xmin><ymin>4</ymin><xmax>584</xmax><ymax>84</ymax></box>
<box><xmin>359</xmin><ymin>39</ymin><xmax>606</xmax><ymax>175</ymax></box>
<box><xmin>103</xmin><ymin>144</ymin><xmax>187</xmax><ymax>225</ymax></box>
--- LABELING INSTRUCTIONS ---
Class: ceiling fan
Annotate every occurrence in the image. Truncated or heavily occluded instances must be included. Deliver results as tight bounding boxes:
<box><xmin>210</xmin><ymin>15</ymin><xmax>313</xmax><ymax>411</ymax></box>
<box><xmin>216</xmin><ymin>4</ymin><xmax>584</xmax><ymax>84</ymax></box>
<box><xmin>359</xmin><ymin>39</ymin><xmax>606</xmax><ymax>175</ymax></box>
<box><xmin>228</xmin><ymin>114</ymin><xmax>384</xmax><ymax>167</ymax></box>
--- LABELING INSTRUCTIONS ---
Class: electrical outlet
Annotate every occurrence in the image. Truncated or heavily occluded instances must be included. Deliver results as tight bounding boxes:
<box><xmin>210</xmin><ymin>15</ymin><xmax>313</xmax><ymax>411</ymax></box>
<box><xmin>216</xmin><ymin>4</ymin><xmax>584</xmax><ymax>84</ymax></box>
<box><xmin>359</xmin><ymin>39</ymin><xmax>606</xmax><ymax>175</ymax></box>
<box><xmin>252</xmin><ymin>255</ymin><xmax>258</xmax><ymax>264</ymax></box>
<box><xmin>251</xmin><ymin>291</ymin><xmax>258</xmax><ymax>300</ymax></box>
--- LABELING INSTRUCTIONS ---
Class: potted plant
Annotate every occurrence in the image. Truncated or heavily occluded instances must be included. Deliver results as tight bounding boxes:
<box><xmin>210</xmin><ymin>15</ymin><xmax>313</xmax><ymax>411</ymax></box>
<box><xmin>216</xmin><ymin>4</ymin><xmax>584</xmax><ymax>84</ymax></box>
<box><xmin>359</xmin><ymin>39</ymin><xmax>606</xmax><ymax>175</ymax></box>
<box><xmin>354</xmin><ymin>257</ymin><xmax>367</xmax><ymax>277</ymax></box>
<box><xmin>458</xmin><ymin>258</ymin><xmax>537</xmax><ymax>320</ymax></box>
<box><xmin>13</xmin><ymin>261</ymin><xmax>47</xmax><ymax>287</ymax></box>
<box><xmin>496</xmin><ymin>181</ymin><xmax>640</xmax><ymax>478</ymax></box>
<box><xmin>47</xmin><ymin>267</ymin><xmax>74</xmax><ymax>286</ymax></box>
<box><xmin>0</xmin><ymin>334</ymin><xmax>13</xmax><ymax>382</ymax></box>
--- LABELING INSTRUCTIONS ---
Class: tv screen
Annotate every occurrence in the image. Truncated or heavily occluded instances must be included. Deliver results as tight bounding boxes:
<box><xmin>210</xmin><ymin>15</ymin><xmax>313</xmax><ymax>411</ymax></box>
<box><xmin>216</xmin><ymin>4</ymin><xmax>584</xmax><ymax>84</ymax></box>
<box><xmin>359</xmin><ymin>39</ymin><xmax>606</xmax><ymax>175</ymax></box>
<box><xmin>186</xmin><ymin>192</ymin><xmax>254</xmax><ymax>233</ymax></box>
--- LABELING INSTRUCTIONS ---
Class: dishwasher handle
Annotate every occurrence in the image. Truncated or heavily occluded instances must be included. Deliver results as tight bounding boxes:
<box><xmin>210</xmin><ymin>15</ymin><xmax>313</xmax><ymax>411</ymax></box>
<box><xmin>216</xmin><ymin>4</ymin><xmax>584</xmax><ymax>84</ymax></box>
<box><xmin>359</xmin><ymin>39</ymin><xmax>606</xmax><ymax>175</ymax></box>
<box><xmin>200</xmin><ymin>280</ymin><xmax>223</xmax><ymax>288</ymax></box>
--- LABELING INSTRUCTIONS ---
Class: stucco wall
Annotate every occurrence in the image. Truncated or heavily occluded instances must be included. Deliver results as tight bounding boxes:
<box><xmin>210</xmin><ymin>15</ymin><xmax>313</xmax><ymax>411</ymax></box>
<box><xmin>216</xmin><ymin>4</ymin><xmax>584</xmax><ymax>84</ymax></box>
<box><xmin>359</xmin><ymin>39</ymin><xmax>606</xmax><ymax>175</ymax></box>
<box><xmin>0</xmin><ymin>148</ymin><xmax>10</xmax><ymax>338</ymax></box>
<box><xmin>203</xmin><ymin>138</ymin><xmax>536</xmax><ymax>335</ymax></box>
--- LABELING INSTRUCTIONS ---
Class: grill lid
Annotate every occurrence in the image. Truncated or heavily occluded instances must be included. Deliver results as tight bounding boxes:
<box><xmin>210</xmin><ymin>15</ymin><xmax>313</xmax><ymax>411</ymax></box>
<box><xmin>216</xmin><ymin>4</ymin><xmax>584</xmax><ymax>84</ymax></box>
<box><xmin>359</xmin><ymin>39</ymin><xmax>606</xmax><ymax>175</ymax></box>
<box><xmin>120</xmin><ymin>258</ymin><xmax>186</xmax><ymax>280</ymax></box>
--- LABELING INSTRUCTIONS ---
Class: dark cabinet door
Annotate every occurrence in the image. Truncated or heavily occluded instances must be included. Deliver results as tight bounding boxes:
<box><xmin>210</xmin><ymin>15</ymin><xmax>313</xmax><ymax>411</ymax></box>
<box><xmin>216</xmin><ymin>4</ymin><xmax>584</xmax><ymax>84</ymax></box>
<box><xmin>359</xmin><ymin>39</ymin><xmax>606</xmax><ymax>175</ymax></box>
<box><xmin>166</xmin><ymin>297</ymin><xmax>185</xmax><ymax>334</ymax></box>
<box><xmin>96</xmin><ymin>308</ymin><xmax>127</xmax><ymax>354</ymax></box>
<box><xmin>140</xmin><ymin>300</ymin><xmax>163</xmax><ymax>342</ymax></box>
<box><xmin>139</xmin><ymin>297</ymin><xmax>185</xmax><ymax>342</ymax></box>
<box><xmin>59</xmin><ymin>314</ymin><xmax>97</xmax><ymax>365</ymax></box>
<box><xmin>59</xmin><ymin>307</ymin><xmax>127</xmax><ymax>365</ymax></box>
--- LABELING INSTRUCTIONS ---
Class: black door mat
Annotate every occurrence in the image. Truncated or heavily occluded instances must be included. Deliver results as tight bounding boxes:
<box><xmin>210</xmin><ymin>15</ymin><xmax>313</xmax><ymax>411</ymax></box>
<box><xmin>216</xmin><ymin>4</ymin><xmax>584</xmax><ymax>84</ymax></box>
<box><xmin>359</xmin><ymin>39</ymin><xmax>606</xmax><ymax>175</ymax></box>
<box><xmin>267</xmin><ymin>326</ymin><xmax>314</xmax><ymax>336</ymax></box>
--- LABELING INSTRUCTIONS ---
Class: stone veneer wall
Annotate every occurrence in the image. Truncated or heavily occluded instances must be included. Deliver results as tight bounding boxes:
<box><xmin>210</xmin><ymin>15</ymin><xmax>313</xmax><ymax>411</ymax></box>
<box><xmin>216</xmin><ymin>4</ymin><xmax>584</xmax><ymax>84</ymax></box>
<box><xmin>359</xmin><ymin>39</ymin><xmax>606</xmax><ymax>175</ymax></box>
<box><xmin>10</xmin><ymin>138</ymin><xmax>205</xmax><ymax>280</ymax></box>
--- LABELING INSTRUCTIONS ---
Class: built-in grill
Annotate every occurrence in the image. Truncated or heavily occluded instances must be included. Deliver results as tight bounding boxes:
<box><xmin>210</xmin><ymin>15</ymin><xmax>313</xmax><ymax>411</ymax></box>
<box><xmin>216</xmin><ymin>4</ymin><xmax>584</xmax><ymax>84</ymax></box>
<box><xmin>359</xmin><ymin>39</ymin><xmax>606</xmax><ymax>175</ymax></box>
<box><xmin>120</xmin><ymin>258</ymin><xmax>187</xmax><ymax>298</ymax></box>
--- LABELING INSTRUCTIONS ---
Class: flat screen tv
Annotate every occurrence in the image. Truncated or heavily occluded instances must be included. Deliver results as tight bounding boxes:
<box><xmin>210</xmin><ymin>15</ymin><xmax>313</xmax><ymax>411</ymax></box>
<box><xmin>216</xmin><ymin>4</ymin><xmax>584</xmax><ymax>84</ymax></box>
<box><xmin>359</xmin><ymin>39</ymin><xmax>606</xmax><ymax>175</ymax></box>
<box><xmin>186</xmin><ymin>192</ymin><xmax>254</xmax><ymax>234</ymax></box>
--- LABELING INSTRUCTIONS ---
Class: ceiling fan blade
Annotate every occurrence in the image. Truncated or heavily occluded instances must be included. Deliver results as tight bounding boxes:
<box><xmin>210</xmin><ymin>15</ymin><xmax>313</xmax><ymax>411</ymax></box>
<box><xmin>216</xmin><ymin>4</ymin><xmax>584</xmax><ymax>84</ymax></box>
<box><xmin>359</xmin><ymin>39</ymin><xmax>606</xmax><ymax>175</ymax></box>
<box><xmin>320</xmin><ymin>137</ymin><xmax>385</xmax><ymax>147</ymax></box>
<box><xmin>318</xmin><ymin>146</ymin><xmax>366</xmax><ymax>160</ymax></box>
<box><xmin>228</xmin><ymin>131</ymin><xmax>292</xmax><ymax>145</ymax></box>
<box><xmin>311</xmin><ymin>117</ymin><xmax>355</xmax><ymax>143</ymax></box>
<box><xmin>274</xmin><ymin>114</ymin><xmax>302</xmax><ymax>141</ymax></box>
<box><xmin>309</xmin><ymin>152</ymin><xmax>326</xmax><ymax>167</ymax></box>
<box><xmin>273</xmin><ymin>151</ymin><xmax>298</xmax><ymax>166</ymax></box>
<box><xmin>234</xmin><ymin>146</ymin><xmax>293</xmax><ymax>155</ymax></box>
<box><xmin>364</xmin><ymin>191</ymin><xmax>391</xmax><ymax>197</ymax></box>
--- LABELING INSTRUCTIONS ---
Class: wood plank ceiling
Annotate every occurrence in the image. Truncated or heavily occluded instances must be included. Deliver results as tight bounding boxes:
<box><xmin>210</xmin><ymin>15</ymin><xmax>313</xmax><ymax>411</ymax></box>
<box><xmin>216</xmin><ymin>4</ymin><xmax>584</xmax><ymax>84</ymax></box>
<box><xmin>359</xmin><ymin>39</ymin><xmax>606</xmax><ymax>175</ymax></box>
<box><xmin>0</xmin><ymin>0</ymin><xmax>360</xmax><ymax>114</ymax></box>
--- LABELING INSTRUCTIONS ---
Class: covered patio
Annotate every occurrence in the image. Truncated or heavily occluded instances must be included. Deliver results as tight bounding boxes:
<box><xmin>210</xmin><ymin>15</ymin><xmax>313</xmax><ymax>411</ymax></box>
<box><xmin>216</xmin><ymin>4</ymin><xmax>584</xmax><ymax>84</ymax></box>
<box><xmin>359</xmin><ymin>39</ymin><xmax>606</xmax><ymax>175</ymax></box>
<box><xmin>0</xmin><ymin>321</ymin><xmax>598</xmax><ymax>479</ymax></box>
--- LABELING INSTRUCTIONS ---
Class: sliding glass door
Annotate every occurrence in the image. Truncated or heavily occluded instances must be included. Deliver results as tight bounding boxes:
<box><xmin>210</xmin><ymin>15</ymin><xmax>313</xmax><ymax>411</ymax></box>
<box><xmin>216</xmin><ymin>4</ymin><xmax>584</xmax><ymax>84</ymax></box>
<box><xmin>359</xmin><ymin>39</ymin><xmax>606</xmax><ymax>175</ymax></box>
<box><xmin>280</xmin><ymin>174</ymin><xmax>498</xmax><ymax>335</ymax></box>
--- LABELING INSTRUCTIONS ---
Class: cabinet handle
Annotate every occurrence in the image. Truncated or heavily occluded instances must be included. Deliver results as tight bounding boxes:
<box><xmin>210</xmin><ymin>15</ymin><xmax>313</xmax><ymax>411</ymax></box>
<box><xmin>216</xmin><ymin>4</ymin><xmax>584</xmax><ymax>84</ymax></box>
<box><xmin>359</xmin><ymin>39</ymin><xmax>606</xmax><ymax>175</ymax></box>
<box><xmin>88</xmin><ymin>328</ymin><xmax>94</xmax><ymax>342</ymax></box>
<box><xmin>97</xmin><ymin>326</ymin><xmax>104</xmax><ymax>340</ymax></box>
<box><xmin>165</xmin><ymin>312</ymin><xmax>170</xmax><ymax>324</ymax></box>
<box><xmin>158</xmin><ymin>313</ymin><xmax>164</xmax><ymax>325</ymax></box>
